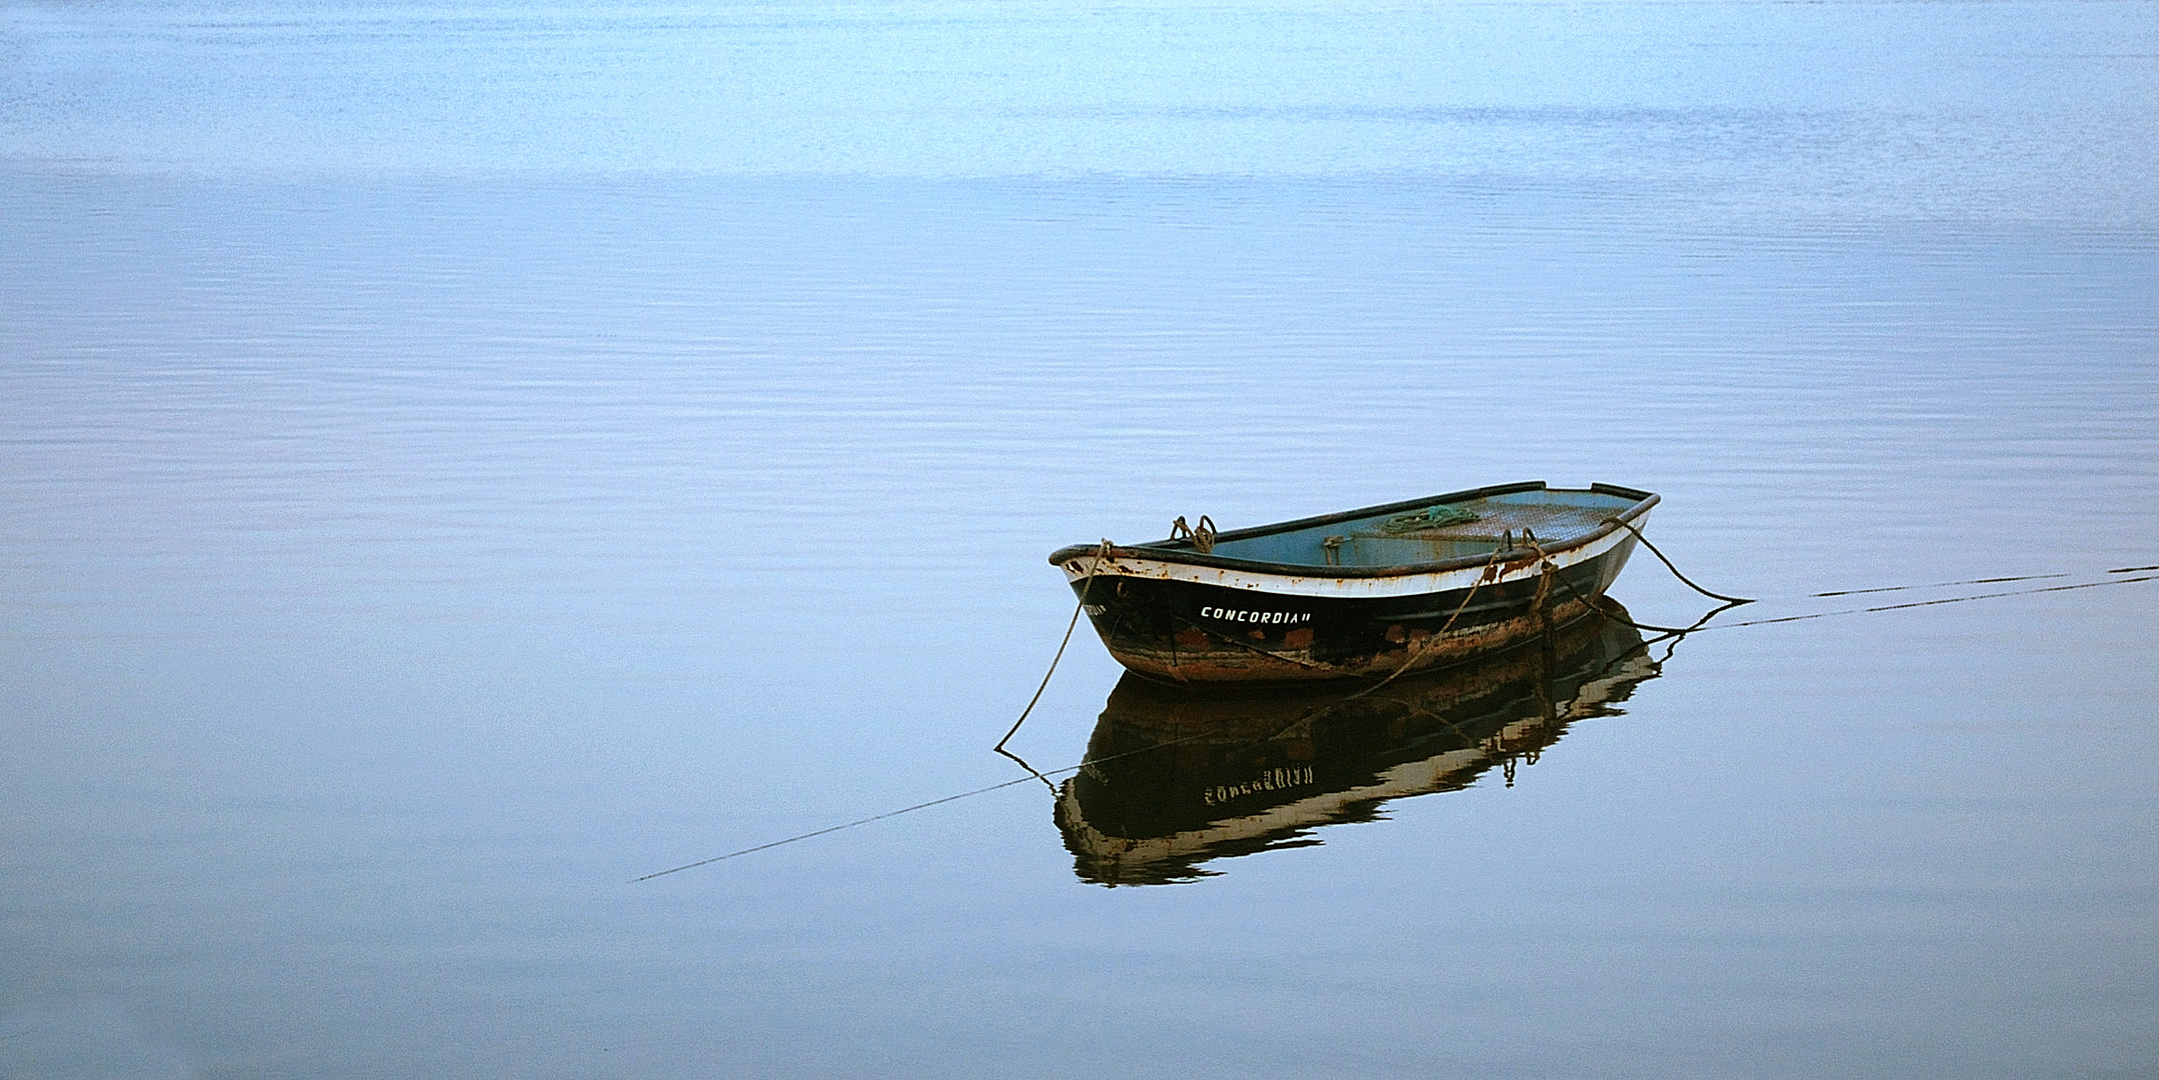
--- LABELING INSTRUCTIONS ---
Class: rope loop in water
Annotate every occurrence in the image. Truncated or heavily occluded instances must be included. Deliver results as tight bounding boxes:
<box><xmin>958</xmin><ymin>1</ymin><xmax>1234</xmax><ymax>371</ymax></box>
<box><xmin>993</xmin><ymin>538</ymin><xmax>1112</xmax><ymax>758</ymax></box>
<box><xmin>1602</xmin><ymin>516</ymin><xmax>1754</xmax><ymax>605</ymax></box>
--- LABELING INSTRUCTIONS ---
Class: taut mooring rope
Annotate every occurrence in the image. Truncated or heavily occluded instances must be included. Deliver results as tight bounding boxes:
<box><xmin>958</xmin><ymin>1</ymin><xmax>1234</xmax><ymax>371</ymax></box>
<box><xmin>1705</xmin><ymin>572</ymin><xmax>2158</xmax><ymax>629</ymax></box>
<box><xmin>628</xmin><ymin>537</ymin><xmax>2153</xmax><ymax>882</ymax></box>
<box><xmin>631</xmin><ymin>775</ymin><xmax>1048</xmax><ymax>881</ymax></box>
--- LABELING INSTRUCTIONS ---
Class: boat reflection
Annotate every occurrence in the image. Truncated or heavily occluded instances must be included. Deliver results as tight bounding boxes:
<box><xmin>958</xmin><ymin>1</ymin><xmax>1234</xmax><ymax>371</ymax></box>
<box><xmin>1054</xmin><ymin>606</ymin><xmax>1661</xmax><ymax>885</ymax></box>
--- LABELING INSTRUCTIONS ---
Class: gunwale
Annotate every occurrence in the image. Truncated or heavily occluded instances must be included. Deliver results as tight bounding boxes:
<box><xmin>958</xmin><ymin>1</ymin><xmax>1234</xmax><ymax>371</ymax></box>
<box><xmin>1048</xmin><ymin>481</ymin><xmax>1658</xmax><ymax>581</ymax></box>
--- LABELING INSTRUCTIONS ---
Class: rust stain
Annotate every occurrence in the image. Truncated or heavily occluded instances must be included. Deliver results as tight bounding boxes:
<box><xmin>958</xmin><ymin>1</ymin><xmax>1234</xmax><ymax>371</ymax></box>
<box><xmin>1096</xmin><ymin>595</ymin><xmax>1604</xmax><ymax>684</ymax></box>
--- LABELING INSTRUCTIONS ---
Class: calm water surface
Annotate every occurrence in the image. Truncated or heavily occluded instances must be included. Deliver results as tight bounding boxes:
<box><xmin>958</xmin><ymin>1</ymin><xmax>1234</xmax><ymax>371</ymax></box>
<box><xmin>3</xmin><ymin>2</ymin><xmax>2157</xmax><ymax>1077</ymax></box>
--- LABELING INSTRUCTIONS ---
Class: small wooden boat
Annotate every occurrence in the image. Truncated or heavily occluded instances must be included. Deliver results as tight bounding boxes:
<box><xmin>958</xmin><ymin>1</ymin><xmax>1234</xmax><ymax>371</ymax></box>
<box><xmin>1047</xmin><ymin>481</ymin><xmax>1656</xmax><ymax>683</ymax></box>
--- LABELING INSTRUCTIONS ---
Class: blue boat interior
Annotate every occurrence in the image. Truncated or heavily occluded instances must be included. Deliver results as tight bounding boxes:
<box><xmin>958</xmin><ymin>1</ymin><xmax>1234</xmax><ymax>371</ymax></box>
<box><xmin>1187</xmin><ymin>488</ymin><xmax>1643</xmax><ymax>569</ymax></box>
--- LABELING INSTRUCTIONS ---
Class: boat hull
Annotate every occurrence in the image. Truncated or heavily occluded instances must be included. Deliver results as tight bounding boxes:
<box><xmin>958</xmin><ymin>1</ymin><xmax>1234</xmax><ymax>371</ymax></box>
<box><xmin>1058</xmin><ymin>513</ymin><xmax>1643</xmax><ymax>684</ymax></box>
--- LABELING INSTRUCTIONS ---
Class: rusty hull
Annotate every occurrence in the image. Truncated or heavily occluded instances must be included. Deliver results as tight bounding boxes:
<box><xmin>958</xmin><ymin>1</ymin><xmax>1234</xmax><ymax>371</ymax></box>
<box><xmin>1049</xmin><ymin>482</ymin><xmax>1655</xmax><ymax>684</ymax></box>
<box><xmin>1072</xmin><ymin>549</ymin><xmax>1629</xmax><ymax>683</ymax></box>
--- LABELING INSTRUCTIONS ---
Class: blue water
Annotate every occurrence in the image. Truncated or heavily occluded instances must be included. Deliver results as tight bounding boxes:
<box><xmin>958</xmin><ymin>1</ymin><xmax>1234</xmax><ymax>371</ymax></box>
<box><xmin>4</xmin><ymin>3</ymin><xmax>2157</xmax><ymax>1077</ymax></box>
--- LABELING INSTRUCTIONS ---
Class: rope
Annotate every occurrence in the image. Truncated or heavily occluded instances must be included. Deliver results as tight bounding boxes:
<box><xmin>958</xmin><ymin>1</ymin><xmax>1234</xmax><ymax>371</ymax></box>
<box><xmin>1331</xmin><ymin>545</ymin><xmax>1514</xmax><ymax>702</ymax></box>
<box><xmin>631</xmin><ymin>523</ymin><xmax>2154</xmax><ymax>881</ymax></box>
<box><xmin>631</xmin><ymin>571</ymin><xmax>2159</xmax><ymax>881</ymax></box>
<box><xmin>993</xmin><ymin>540</ymin><xmax>1110</xmax><ymax>756</ymax></box>
<box><xmin>631</xmin><ymin>776</ymin><xmax>1046</xmax><ymax>880</ymax></box>
<box><xmin>1602</xmin><ymin>515</ymin><xmax>1753</xmax><ymax>605</ymax></box>
<box><xmin>1515</xmin><ymin>529</ymin><xmax>1745</xmax><ymax>636</ymax></box>
<box><xmin>1168</xmin><ymin>613</ymin><xmax>1337</xmax><ymax>672</ymax></box>
<box><xmin>632</xmin><ymin>585</ymin><xmax>1649</xmax><ymax>882</ymax></box>
<box><xmin>638</xmin><ymin>676</ymin><xmax>1345</xmax><ymax>882</ymax></box>
<box><xmin>1797</xmin><ymin>565</ymin><xmax>2149</xmax><ymax>598</ymax></box>
<box><xmin>1169</xmin><ymin>515</ymin><xmax>1217</xmax><ymax>553</ymax></box>
<box><xmin>1162</xmin><ymin>544</ymin><xmax>1516</xmax><ymax>684</ymax></box>
<box><xmin>1705</xmin><ymin>573</ymin><xmax>2158</xmax><ymax>630</ymax></box>
<box><xmin>1815</xmin><ymin>573</ymin><xmax>2069</xmax><ymax>597</ymax></box>
<box><xmin>1381</xmin><ymin>504</ymin><xmax>1480</xmax><ymax>533</ymax></box>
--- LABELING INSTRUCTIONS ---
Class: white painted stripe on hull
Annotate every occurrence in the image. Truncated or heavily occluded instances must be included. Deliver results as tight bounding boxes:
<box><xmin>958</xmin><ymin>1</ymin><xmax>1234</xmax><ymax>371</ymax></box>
<box><xmin>1060</xmin><ymin>510</ymin><xmax>1648</xmax><ymax>599</ymax></box>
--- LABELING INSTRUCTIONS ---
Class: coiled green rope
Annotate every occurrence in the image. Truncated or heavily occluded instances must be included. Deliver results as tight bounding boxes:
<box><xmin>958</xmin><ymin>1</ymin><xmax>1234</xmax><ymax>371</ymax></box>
<box><xmin>1379</xmin><ymin>504</ymin><xmax>1480</xmax><ymax>533</ymax></box>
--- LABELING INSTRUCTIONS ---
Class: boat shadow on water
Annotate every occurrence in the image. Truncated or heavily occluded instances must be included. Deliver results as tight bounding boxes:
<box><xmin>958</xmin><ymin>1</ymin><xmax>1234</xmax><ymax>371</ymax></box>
<box><xmin>1053</xmin><ymin>604</ymin><xmax>1664</xmax><ymax>886</ymax></box>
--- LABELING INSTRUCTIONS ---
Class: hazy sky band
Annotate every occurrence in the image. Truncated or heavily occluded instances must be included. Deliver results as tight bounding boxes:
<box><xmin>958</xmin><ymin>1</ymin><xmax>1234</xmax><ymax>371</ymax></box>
<box><xmin>3</xmin><ymin>0</ymin><xmax>2154</xmax><ymax>223</ymax></box>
